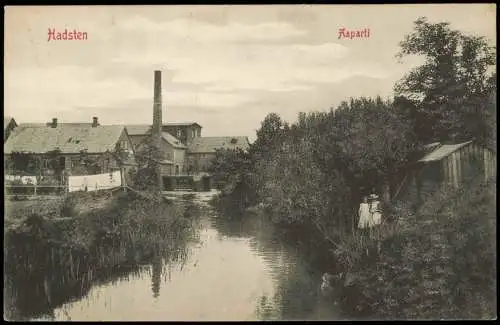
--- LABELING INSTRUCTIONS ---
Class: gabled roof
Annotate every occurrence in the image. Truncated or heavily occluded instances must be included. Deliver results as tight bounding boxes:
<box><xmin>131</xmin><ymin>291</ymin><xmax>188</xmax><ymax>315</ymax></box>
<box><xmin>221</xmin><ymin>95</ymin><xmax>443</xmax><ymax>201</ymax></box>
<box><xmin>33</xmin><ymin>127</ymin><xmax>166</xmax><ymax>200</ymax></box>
<box><xmin>4</xmin><ymin>116</ymin><xmax>17</xmax><ymax>130</ymax></box>
<box><xmin>161</xmin><ymin>132</ymin><xmax>187</xmax><ymax>149</ymax></box>
<box><xmin>125</xmin><ymin>124</ymin><xmax>151</xmax><ymax>135</ymax></box>
<box><xmin>21</xmin><ymin>122</ymin><xmax>93</xmax><ymax>128</ymax></box>
<box><xmin>418</xmin><ymin>140</ymin><xmax>473</xmax><ymax>162</ymax></box>
<box><xmin>4</xmin><ymin>124</ymin><xmax>126</xmax><ymax>154</ymax></box>
<box><xmin>126</xmin><ymin>125</ymin><xmax>185</xmax><ymax>148</ymax></box>
<box><xmin>188</xmin><ymin>136</ymin><xmax>250</xmax><ymax>153</ymax></box>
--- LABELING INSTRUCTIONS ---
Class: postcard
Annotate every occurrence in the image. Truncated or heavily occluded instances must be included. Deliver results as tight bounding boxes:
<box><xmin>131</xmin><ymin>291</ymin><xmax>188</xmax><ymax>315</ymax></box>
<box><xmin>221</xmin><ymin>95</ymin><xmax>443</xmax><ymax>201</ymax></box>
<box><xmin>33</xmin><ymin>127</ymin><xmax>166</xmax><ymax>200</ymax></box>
<box><xmin>3</xmin><ymin>4</ymin><xmax>497</xmax><ymax>321</ymax></box>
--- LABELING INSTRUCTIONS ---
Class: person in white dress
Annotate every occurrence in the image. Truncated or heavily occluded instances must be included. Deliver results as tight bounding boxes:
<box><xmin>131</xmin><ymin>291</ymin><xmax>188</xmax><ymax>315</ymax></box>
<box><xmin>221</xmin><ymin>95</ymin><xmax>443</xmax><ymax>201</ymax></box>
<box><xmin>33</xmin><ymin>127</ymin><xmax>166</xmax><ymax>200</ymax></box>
<box><xmin>369</xmin><ymin>194</ymin><xmax>382</xmax><ymax>227</ymax></box>
<box><xmin>369</xmin><ymin>194</ymin><xmax>383</xmax><ymax>251</ymax></box>
<box><xmin>358</xmin><ymin>196</ymin><xmax>371</xmax><ymax>229</ymax></box>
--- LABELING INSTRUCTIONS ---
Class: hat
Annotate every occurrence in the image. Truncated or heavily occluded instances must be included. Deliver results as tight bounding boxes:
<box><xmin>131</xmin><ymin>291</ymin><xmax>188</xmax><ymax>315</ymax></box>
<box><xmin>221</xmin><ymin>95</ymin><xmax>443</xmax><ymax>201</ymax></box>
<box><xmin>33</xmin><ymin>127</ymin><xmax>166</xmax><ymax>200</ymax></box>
<box><xmin>369</xmin><ymin>194</ymin><xmax>379</xmax><ymax>199</ymax></box>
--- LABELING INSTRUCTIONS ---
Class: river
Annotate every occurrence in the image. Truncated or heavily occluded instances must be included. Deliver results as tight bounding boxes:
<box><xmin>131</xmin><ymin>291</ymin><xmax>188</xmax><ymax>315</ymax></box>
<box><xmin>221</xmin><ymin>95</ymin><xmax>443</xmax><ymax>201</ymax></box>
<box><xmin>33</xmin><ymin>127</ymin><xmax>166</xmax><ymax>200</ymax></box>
<box><xmin>5</xmin><ymin>191</ymin><xmax>346</xmax><ymax>321</ymax></box>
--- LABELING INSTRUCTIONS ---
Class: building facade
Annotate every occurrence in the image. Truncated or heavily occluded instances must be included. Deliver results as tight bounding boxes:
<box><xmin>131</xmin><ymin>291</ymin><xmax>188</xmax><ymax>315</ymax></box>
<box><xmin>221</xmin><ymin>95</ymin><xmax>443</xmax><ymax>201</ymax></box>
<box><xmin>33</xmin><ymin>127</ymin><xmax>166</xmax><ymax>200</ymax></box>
<box><xmin>186</xmin><ymin>136</ymin><xmax>250</xmax><ymax>173</ymax></box>
<box><xmin>4</xmin><ymin>118</ymin><xmax>136</xmax><ymax>183</ymax></box>
<box><xmin>127</xmin><ymin>125</ymin><xmax>250</xmax><ymax>176</ymax></box>
<box><xmin>126</xmin><ymin>125</ymin><xmax>188</xmax><ymax>174</ymax></box>
<box><xmin>162</xmin><ymin>123</ymin><xmax>202</xmax><ymax>146</ymax></box>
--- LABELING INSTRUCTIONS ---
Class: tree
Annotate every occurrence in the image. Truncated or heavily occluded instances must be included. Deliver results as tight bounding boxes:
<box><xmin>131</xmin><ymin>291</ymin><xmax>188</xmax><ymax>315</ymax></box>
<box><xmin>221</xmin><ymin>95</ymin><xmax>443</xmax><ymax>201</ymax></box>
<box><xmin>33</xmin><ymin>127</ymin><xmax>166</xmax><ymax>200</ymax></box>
<box><xmin>250</xmin><ymin>112</ymin><xmax>289</xmax><ymax>161</ymax></box>
<box><xmin>320</xmin><ymin>97</ymin><xmax>418</xmax><ymax>203</ymax></box>
<box><xmin>395</xmin><ymin>17</ymin><xmax>496</xmax><ymax>143</ymax></box>
<box><xmin>208</xmin><ymin>148</ymin><xmax>257</xmax><ymax>212</ymax></box>
<box><xmin>131</xmin><ymin>134</ymin><xmax>163</xmax><ymax>191</ymax></box>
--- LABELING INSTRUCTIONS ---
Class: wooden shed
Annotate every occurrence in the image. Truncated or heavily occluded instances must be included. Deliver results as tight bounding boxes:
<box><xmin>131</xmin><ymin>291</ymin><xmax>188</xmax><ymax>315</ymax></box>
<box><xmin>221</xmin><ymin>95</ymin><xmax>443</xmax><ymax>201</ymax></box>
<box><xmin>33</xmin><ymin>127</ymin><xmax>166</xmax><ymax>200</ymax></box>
<box><xmin>396</xmin><ymin>140</ymin><xmax>496</xmax><ymax>206</ymax></box>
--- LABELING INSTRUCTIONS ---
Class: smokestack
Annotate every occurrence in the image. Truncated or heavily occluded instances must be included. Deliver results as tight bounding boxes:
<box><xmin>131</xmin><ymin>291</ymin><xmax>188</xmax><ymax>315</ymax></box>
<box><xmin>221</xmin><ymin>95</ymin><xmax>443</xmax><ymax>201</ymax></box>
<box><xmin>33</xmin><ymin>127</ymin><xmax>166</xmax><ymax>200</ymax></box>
<box><xmin>153</xmin><ymin>70</ymin><xmax>162</xmax><ymax>139</ymax></box>
<box><xmin>51</xmin><ymin>118</ymin><xmax>58</xmax><ymax>128</ymax></box>
<box><xmin>153</xmin><ymin>70</ymin><xmax>163</xmax><ymax>192</ymax></box>
<box><xmin>92</xmin><ymin>116</ymin><xmax>99</xmax><ymax>127</ymax></box>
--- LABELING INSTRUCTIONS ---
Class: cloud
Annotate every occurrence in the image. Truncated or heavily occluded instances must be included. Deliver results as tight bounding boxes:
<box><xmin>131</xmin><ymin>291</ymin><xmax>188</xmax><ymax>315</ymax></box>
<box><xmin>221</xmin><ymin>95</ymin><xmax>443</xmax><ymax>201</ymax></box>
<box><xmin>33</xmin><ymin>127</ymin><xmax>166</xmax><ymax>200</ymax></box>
<box><xmin>108</xmin><ymin>15</ymin><xmax>372</xmax><ymax>93</ymax></box>
<box><xmin>112</xmin><ymin>39</ymin><xmax>386</xmax><ymax>93</ymax></box>
<box><xmin>8</xmin><ymin>6</ymin><xmax>492</xmax><ymax>135</ymax></box>
<box><xmin>111</xmin><ymin>23</ymin><xmax>368</xmax><ymax>93</ymax></box>
<box><xmin>4</xmin><ymin>65</ymin><xmax>151</xmax><ymax>120</ymax></box>
<box><xmin>166</xmin><ymin>91</ymin><xmax>252</xmax><ymax>108</ymax></box>
<box><xmin>118</xmin><ymin>17</ymin><xmax>307</xmax><ymax>42</ymax></box>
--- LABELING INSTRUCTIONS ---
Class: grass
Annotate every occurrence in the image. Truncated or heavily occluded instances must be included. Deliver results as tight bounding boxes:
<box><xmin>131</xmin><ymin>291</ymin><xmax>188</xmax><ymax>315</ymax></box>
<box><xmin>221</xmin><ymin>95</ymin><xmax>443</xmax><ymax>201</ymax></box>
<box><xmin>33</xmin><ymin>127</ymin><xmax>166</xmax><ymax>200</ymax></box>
<box><xmin>4</xmin><ymin>188</ymin><xmax>197</xmax><ymax>320</ymax></box>
<box><xmin>333</xmin><ymin>178</ymin><xmax>496</xmax><ymax>319</ymax></box>
<box><xmin>4</xmin><ymin>197</ymin><xmax>65</xmax><ymax>224</ymax></box>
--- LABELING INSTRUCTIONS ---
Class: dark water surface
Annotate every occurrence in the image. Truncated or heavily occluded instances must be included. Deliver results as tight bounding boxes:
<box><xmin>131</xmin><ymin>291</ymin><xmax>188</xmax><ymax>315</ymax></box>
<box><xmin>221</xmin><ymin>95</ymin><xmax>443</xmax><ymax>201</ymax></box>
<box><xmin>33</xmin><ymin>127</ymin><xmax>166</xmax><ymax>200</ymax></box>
<box><xmin>5</xmin><ymin>192</ymin><xmax>343</xmax><ymax>321</ymax></box>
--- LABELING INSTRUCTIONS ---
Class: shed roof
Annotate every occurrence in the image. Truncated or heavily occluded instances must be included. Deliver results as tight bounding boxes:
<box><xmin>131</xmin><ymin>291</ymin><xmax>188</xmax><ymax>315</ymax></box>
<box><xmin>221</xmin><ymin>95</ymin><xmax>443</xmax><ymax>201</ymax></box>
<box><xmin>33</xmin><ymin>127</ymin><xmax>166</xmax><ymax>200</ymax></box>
<box><xmin>418</xmin><ymin>140</ymin><xmax>473</xmax><ymax>162</ymax></box>
<box><xmin>188</xmin><ymin>136</ymin><xmax>250</xmax><ymax>153</ymax></box>
<box><xmin>4</xmin><ymin>124</ymin><xmax>126</xmax><ymax>154</ymax></box>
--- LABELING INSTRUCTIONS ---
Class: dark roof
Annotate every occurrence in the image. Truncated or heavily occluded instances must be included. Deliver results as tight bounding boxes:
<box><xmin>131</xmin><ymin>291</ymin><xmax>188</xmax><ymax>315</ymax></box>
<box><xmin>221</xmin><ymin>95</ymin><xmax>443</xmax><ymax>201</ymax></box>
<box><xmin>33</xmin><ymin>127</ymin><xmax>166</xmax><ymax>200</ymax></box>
<box><xmin>188</xmin><ymin>136</ymin><xmax>250</xmax><ymax>153</ymax></box>
<box><xmin>163</xmin><ymin>122</ymin><xmax>202</xmax><ymax>128</ymax></box>
<box><xmin>4</xmin><ymin>124</ymin><xmax>126</xmax><ymax>154</ymax></box>
<box><xmin>161</xmin><ymin>132</ymin><xmax>187</xmax><ymax>149</ymax></box>
<box><xmin>4</xmin><ymin>116</ymin><xmax>17</xmax><ymax>130</ymax></box>
<box><xmin>126</xmin><ymin>123</ymin><xmax>202</xmax><ymax>135</ymax></box>
<box><xmin>126</xmin><ymin>125</ymin><xmax>185</xmax><ymax>148</ymax></box>
<box><xmin>418</xmin><ymin>141</ymin><xmax>473</xmax><ymax>162</ymax></box>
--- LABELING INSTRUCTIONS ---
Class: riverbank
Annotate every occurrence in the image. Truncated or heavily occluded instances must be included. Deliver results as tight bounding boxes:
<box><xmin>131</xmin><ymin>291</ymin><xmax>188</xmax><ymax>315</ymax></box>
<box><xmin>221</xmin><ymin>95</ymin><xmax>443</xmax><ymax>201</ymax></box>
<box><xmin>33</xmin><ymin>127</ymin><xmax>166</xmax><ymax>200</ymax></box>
<box><xmin>335</xmin><ymin>179</ymin><xmax>496</xmax><ymax>320</ymax></box>
<box><xmin>4</xmin><ymin>190</ymin><xmax>197</xmax><ymax>320</ymax></box>
<box><xmin>210</xmin><ymin>178</ymin><xmax>496</xmax><ymax>320</ymax></box>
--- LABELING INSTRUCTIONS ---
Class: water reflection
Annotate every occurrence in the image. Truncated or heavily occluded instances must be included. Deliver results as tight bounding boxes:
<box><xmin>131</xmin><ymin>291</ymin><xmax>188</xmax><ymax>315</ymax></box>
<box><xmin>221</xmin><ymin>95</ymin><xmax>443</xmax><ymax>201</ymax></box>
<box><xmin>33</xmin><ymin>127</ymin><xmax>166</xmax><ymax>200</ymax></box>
<box><xmin>209</xmin><ymin>205</ymin><xmax>341</xmax><ymax>320</ymax></box>
<box><xmin>151</xmin><ymin>255</ymin><xmax>162</xmax><ymax>298</ymax></box>
<box><xmin>5</xmin><ymin>192</ymin><xmax>344</xmax><ymax>321</ymax></box>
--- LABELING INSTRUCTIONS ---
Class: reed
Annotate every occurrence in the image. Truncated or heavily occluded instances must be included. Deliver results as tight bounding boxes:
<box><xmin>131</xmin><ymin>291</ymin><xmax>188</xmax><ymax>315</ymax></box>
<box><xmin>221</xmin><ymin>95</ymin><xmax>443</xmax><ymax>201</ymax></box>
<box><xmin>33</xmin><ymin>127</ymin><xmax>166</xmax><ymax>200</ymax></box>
<box><xmin>4</xmin><ymin>190</ymin><xmax>196</xmax><ymax>320</ymax></box>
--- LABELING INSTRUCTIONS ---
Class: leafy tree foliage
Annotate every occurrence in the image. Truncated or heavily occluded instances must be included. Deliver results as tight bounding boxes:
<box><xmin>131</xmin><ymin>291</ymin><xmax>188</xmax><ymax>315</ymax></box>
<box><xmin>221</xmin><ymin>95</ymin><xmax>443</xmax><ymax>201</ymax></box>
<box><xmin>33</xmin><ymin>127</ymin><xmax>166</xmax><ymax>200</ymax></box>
<box><xmin>347</xmin><ymin>179</ymin><xmax>496</xmax><ymax>319</ymax></box>
<box><xmin>130</xmin><ymin>134</ymin><xmax>163</xmax><ymax>191</ymax></box>
<box><xmin>213</xmin><ymin>97</ymin><xmax>417</xmax><ymax>242</ymax></box>
<box><xmin>210</xmin><ymin>17</ymin><xmax>496</xmax><ymax>319</ymax></box>
<box><xmin>395</xmin><ymin>17</ymin><xmax>496</xmax><ymax>144</ymax></box>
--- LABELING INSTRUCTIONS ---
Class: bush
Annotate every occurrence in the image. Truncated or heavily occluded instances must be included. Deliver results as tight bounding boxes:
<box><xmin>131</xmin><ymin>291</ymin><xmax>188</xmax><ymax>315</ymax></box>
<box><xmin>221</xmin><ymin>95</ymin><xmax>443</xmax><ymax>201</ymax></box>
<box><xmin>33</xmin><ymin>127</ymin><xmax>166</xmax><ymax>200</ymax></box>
<box><xmin>345</xmin><ymin>179</ymin><xmax>497</xmax><ymax>319</ymax></box>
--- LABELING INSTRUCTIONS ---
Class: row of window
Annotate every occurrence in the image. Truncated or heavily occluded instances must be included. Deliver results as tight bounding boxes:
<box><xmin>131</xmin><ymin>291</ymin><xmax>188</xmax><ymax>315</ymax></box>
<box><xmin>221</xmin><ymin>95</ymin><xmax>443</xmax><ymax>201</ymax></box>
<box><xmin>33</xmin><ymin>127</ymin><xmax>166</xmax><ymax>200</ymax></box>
<box><xmin>176</xmin><ymin>128</ymin><xmax>201</xmax><ymax>138</ymax></box>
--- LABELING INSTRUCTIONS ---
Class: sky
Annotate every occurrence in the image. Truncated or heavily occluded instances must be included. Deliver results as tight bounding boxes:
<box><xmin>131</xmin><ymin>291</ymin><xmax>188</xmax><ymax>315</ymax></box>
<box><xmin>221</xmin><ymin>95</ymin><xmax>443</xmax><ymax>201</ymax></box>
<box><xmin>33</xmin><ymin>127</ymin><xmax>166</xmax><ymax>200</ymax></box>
<box><xmin>4</xmin><ymin>4</ymin><xmax>496</xmax><ymax>142</ymax></box>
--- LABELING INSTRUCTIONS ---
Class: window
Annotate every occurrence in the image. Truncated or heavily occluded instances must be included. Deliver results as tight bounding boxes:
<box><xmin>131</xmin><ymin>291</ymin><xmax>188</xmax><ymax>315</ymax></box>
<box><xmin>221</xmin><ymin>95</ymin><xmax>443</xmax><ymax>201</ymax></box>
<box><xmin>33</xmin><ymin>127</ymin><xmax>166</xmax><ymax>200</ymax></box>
<box><xmin>177</xmin><ymin>129</ymin><xmax>181</xmax><ymax>138</ymax></box>
<box><xmin>197</xmin><ymin>129</ymin><xmax>201</xmax><ymax>137</ymax></box>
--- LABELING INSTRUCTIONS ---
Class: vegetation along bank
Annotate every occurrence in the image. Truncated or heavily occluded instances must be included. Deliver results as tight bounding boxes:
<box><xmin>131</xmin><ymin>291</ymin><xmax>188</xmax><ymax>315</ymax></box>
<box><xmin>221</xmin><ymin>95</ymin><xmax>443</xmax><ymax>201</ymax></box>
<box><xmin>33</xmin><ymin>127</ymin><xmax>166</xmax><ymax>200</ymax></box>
<box><xmin>208</xmin><ymin>17</ymin><xmax>496</xmax><ymax>319</ymax></box>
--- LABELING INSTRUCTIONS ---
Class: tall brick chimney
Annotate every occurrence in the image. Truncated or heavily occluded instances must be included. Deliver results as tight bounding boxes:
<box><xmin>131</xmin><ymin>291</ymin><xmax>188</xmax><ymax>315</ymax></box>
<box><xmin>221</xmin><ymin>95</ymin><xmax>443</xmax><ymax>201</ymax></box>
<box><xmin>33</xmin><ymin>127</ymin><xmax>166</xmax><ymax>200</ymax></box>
<box><xmin>153</xmin><ymin>70</ymin><xmax>162</xmax><ymax>141</ymax></box>
<box><xmin>153</xmin><ymin>70</ymin><xmax>163</xmax><ymax>191</ymax></box>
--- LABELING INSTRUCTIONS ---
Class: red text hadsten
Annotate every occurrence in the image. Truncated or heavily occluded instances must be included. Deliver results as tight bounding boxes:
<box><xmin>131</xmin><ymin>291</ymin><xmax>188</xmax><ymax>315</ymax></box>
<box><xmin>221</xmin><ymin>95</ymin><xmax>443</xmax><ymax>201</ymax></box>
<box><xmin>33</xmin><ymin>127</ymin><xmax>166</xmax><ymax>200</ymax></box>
<box><xmin>338</xmin><ymin>28</ymin><xmax>370</xmax><ymax>40</ymax></box>
<box><xmin>48</xmin><ymin>28</ymin><xmax>88</xmax><ymax>41</ymax></box>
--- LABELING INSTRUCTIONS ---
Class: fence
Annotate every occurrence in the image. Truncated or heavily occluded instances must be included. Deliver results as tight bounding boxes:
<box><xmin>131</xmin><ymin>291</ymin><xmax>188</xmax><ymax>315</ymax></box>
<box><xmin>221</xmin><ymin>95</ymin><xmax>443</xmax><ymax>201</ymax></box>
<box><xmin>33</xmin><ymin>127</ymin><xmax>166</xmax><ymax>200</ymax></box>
<box><xmin>5</xmin><ymin>185</ymin><xmax>67</xmax><ymax>196</ymax></box>
<box><xmin>68</xmin><ymin>170</ymin><xmax>122</xmax><ymax>193</ymax></box>
<box><xmin>5</xmin><ymin>170</ymin><xmax>123</xmax><ymax>196</ymax></box>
